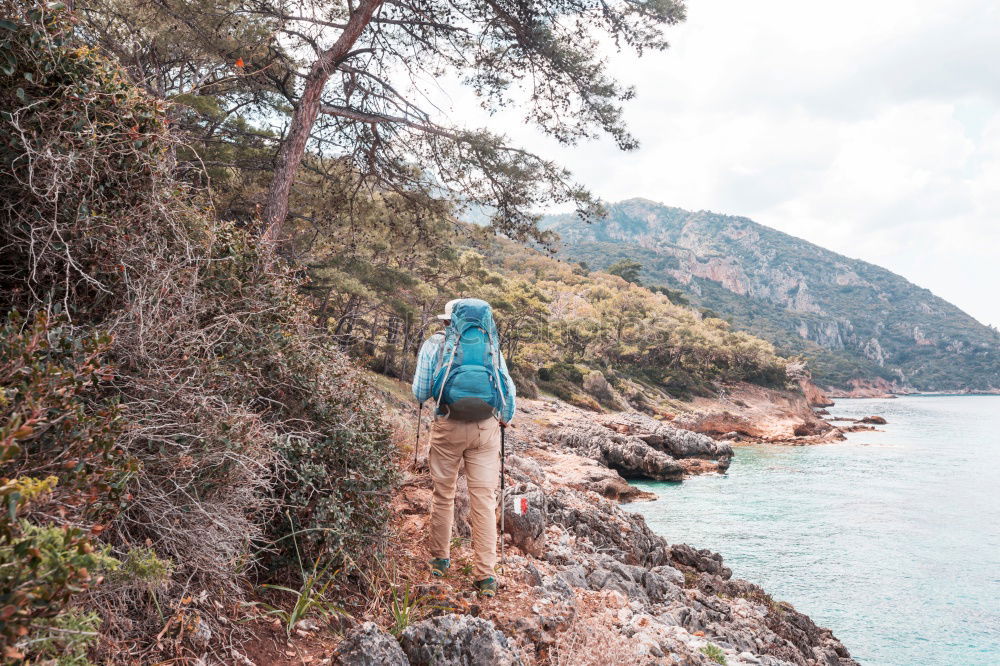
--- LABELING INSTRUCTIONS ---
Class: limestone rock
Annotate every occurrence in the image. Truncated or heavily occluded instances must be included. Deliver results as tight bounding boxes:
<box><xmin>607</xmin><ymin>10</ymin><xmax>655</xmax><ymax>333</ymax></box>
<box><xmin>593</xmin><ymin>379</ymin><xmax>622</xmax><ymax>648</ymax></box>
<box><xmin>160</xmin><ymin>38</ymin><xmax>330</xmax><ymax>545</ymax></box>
<box><xmin>334</xmin><ymin>622</ymin><xmax>408</xmax><ymax>666</ymax></box>
<box><xmin>671</xmin><ymin>543</ymin><xmax>733</xmax><ymax>580</ymax></box>
<box><xmin>600</xmin><ymin>412</ymin><xmax>734</xmax><ymax>461</ymax></box>
<box><xmin>502</xmin><ymin>481</ymin><xmax>547</xmax><ymax>556</ymax></box>
<box><xmin>400</xmin><ymin>614</ymin><xmax>523</xmax><ymax>666</ymax></box>
<box><xmin>504</xmin><ymin>454</ymin><xmax>546</xmax><ymax>485</ymax></box>
<box><xmin>550</xmin><ymin>423</ymin><xmax>685</xmax><ymax>481</ymax></box>
<box><xmin>187</xmin><ymin>615</ymin><xmax>212</xmax><ymax>650</ymax></box>
<box><xmin>534</xmin><ymin>449</ymin><xmax>653</xmax><ymax>501</ymax></box>
<box><xmin>545</xmin><ymin>487</ymin><xmax>671</xmax><ymax>567</ymax></box>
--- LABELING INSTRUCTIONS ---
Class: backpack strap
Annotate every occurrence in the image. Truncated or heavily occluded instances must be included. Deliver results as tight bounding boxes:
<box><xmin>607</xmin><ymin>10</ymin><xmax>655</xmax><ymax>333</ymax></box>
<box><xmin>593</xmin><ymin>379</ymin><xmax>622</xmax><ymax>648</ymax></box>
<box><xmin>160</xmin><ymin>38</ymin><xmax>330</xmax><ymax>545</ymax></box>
<box><xmin>436</xmin><ymin>333</ymin><xmax>459</xmax><ymax>408</ymax></box>
<box><xmin>490</xmin><ymin>334</ymin><xmax>507</xmax><ymax>412</ymax></box>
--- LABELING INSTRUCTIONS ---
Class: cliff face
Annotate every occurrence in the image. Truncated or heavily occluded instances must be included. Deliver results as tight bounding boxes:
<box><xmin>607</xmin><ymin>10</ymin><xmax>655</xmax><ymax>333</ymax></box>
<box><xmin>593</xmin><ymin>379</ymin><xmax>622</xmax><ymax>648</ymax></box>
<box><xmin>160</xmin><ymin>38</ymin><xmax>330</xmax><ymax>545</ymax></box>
<box><xmin>544</xmin><ymin>199</ymin><xmax>1000</xmax><ymax>392</ymax></box>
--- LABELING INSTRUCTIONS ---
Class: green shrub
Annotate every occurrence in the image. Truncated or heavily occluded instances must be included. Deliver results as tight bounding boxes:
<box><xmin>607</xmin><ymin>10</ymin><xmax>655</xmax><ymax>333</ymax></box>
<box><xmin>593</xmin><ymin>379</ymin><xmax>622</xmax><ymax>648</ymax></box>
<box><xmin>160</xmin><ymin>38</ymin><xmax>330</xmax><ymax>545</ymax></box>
<box><xmin>111</xmin><ymin>547</ymin><xmax>173</xmax><ymax>586</ymax></box>
<box><xmin>0</xmin><ymin>489</ymin><xmax>119</xmax><ymax>660</ymax></box>
<box><xmin>0</xmin><ymin>311</ymin><xmax>127</xmax><ymax>510</ymax></box>
<box><xmin>538</xmin><ymin>362</ymin><xmax>584</xmax><ymax>385</ymax></box>
<box><xmin>0</xmin><ymin>8</ymin><xmax>398</xmax><ymax>641</ymax></box>
<box><xmin>700</xmin><ymin>642</ymin><xmax>727</xmax><ymax>665</ymax></box>
<box><xmin>21</xmin><ymin>608</ymin><xmax>102</xmax><ymax>666</ymax></box>
<box><xmin>0</xmin><ymin>310</ymin><xmax>126</xmax><ymax>657</ymax></box>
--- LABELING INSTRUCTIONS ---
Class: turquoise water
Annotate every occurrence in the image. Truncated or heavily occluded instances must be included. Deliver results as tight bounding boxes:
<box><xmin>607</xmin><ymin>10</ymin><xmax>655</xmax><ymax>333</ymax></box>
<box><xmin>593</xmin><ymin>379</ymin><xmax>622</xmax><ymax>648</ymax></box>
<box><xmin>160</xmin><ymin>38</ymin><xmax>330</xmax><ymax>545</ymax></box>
<box><xmin>628</xmin><ymin>396</ymin><xmax>1000</xmax><ymax>666</ymax></box>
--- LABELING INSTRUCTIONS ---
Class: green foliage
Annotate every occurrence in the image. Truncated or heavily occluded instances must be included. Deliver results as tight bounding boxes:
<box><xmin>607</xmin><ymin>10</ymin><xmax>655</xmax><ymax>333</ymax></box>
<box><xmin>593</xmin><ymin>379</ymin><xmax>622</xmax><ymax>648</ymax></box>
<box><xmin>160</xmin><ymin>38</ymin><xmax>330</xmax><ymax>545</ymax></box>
<box><xmin>258</xmin><ymin>537</ymin><xmax>348</xmax><ymax>639</ymax></box>
<box><xmin>294</xmin><ymin>200</ymin><xmax>790</xmax><ymax>409</ymax></box>
<box><xmin>0</xmin><ymin>310</ymin><xmax>126</xmax><ymax>657</ymax></box>
<box><xmin>701</xmin><ymin>642</ymin><xmax>728</xmax><ymax>664</ymax></box>
<box><xmin>21</xmin><ymin>608</ymin><xmax>102</xmax><ymax>666</ymax></box>
<box><xmin>0</xmin><ymin>311</ymin><xmax>126</xmax><ymax>509</ymax></box>
<box><xmin>606</xmin><ymin>258</ymin><xmax>643</xmax><ymax>284</ymax></box>
<box><xmin>389</xmin><ymin>585</ymin><xmax>430</xmax><ymax>638</ymax></box>
<box><xmin>0</xmin><ymin>512</ymin><xmax>118</xmax><ymax>660</ymax></box>
<box><xmin>79</xmin><ymin>0</ymin><xmax>688</xmax><ymax>245</ymax></box>
<box><xmin>111</xmin><ymin>547</ymin><xmax>173</xmax><ymax>586</ymax></box>
<box><xmin>485</xmin><ymin>242</ymin><xmax>790</xmax><ymax>399</ymax></box>
<box><xmin>0</xmin><ymin>7</ymin><xmax>398</xmax><ymax>655</ymax></box>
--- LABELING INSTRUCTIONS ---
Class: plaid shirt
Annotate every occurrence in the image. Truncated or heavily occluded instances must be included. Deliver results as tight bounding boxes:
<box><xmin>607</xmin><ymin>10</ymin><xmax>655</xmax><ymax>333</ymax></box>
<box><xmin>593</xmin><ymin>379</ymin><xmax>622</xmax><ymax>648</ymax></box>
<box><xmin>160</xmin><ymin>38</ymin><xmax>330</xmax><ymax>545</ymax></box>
<box><xmin>412</xmin><ymin>331</ymin><xmax>517</xmax><ymax>423</ymax></box>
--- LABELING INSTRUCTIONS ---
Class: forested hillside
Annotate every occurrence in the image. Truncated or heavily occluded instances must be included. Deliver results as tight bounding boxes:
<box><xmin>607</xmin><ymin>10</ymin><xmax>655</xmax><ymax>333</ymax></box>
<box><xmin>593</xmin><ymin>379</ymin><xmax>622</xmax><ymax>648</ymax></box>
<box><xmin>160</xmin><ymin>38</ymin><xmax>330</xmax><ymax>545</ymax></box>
<box><xmin>544</xmin><ymin>198</ymin><xmax>1000</xmax><ymax>391</ymax></box>
<box><xmin>296</xmin><ymin>217</ymin><xmax>792</xmax><ymax>408</ymax></box>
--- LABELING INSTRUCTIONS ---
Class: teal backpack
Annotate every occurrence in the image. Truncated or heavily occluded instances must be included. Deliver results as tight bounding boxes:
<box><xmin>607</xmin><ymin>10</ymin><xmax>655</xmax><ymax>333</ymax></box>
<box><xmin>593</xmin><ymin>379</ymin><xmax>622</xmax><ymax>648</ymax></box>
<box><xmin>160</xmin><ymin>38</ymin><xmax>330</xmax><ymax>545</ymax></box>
<box><xmin>431</xmin><ymin>299</ymin><xmax>507</xmax><ymax>421</ymax></box>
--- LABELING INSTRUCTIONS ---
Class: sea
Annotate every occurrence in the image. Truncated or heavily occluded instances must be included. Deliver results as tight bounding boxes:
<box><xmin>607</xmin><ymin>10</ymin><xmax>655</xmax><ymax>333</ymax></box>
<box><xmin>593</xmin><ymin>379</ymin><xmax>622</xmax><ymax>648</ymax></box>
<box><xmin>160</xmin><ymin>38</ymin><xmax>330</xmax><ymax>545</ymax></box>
<box><xmin>627</xmin><ymin>395</ymin><xmax>1000</xmax><ymax>666</ymax></box>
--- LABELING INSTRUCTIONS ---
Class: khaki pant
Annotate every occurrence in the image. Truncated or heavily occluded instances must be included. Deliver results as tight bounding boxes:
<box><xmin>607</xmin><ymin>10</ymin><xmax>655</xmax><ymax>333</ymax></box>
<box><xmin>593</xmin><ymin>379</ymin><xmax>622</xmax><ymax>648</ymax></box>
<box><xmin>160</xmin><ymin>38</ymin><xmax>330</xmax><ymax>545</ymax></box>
<box><xmin>428</xmin><ymin>416</ymin><xmax>501</xmax><ymax>579</ymax></box>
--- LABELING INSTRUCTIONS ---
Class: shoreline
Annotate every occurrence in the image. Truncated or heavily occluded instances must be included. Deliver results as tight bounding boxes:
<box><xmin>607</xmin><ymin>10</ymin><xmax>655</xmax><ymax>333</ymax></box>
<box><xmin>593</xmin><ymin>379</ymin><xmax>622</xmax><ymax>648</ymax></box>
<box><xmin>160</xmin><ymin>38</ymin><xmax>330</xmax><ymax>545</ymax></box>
<box><xmin>396</xmin><ymin>394</ymin><xmax>857</xmax><ymax>665</ymax></box>
<box><xmin>343</xmin><ymin>378</ymin><xmax>862</xmax><ymax>665</ymax></box>
<box><xmin>832</xmin><ymin>390</ymin><xmax>1000</xmax><ymax>398</ymax></box>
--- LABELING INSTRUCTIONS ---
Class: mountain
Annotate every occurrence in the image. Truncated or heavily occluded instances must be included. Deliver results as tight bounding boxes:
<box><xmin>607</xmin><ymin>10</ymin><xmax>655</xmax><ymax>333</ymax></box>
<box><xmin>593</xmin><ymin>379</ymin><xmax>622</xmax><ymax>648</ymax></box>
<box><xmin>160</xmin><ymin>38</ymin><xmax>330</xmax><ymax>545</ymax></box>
<box><xmin>542</xmin><ymin>198</ymin><xmax>1000</xmax><ymax>391</ymax></box>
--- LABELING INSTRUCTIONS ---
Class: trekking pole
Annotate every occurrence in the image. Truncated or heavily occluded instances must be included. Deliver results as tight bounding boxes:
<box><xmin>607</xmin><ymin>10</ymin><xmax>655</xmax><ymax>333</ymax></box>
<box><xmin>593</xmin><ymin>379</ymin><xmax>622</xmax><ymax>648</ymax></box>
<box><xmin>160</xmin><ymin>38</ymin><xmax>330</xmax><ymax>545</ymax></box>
<box><xmin>414</xmin><ymin>401</ymin><xmax>423</xmax><ymax>469</ymax></box>
<box><xmin>499</xmin><ymin>421</ymin><xmax>506</xmax><ymax>573</ymax></box>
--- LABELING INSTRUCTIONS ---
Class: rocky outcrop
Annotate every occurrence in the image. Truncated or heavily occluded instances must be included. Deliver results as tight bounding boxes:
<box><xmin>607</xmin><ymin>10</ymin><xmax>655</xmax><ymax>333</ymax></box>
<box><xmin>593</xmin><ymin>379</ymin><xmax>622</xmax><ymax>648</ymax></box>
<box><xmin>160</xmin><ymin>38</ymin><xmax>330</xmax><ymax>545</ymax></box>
<box><xmin>334</xmin><ymin>622</ymin><xmax>408</xmax><ymax>666</ymax></box>
<box><xmin>400</xmin><ymin>614</ymin><xmax>523</xmax><ymax>666</ymax></box>
<box><xmin>491</xmin><ymin>471</ymin><xmax>858</xmax><ymax>665</ymax></box>
<box><xmin>544</xmin><ymin>410</ymin><xmax>737</xmax><ymax>481</ymax></box>
<box><xmin>825</xmin><ymin>378</ymin><xmax>898</xmax><ymax>399</ymax></box>
<box><xmin>799</xmin><ymin>378</ymin><xmax>835</xmax><ymax>407</ymax></box>
<box><xmin>675</xmin><ymin>383</ymin><xmax>842</xmax><ymax>444</ymax></box>
<box><xmin>544</xmin><ymin>487</ymin><xmax>673</xmax><ymax>567</ymax></box>
<box><xmin>859</xmin><ymin>415</ymin><xmax>887</xmax><ymax>424</ymax></box>
<box><xmin>549</xmin><ymin>422</ymin><xmax>687</xmax><ymax>480</ymax></box>
<box><xmin>522</xmin><ymin>448</ymin><xmax>655</xmax><ymax>501</ymax></box>
<box><xmin>383</xmin><ymin>391</ymin><xmax>857</xmax><ymax>666</ymax></box>
<box><xmin>501</xmin><ymin>480</ymin><xmax>547</xmax><ymax>557</ymax></box>
<box><xmin>599</xmin><ymin>411</ymin><xmax>734</xmax><ymax>462</ymax></box>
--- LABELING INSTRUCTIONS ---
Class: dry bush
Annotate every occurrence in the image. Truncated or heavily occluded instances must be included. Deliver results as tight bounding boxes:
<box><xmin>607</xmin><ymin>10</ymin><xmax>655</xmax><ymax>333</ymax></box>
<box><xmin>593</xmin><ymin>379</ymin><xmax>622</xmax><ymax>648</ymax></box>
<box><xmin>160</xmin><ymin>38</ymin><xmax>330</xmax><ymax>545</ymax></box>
<box><xmin>0</xmin><ymin>2</ymin><xmax>397</xmax><ymax>658</ymax></box>
<box><xmin>549</xmin><ymin>615</ymin><xmax>643</xmax><ymax>666</ymax></box>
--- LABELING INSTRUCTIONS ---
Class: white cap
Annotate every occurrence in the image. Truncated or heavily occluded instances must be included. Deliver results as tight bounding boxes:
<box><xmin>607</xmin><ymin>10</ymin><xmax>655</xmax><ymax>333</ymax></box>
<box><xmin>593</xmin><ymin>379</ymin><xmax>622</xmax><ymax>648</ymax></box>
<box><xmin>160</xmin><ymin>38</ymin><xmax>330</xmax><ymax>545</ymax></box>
<box><xmin>437</xmin><ymin>298</ymin><xmax>461</xmax><ymax>320</ymax></box>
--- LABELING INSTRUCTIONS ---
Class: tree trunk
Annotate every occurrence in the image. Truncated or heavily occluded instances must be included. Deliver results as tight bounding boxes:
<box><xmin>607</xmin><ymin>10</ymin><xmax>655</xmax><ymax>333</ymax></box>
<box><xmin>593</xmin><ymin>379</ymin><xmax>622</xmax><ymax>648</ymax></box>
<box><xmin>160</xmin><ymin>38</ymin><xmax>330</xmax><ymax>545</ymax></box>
<box><xmin>261</xmin><ymin>0</ymin><xmax>384</xmax><ymax>245</ymax></box>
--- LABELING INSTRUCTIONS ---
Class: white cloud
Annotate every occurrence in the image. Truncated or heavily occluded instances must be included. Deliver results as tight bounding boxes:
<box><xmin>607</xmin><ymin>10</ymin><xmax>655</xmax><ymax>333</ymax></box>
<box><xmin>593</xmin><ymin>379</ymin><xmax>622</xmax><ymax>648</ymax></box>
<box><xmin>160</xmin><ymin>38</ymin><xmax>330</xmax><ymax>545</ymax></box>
<box><xmin>433</xmin><ymin>0</ymin><xmax>1000</xmax><ymax>328</ymax></box>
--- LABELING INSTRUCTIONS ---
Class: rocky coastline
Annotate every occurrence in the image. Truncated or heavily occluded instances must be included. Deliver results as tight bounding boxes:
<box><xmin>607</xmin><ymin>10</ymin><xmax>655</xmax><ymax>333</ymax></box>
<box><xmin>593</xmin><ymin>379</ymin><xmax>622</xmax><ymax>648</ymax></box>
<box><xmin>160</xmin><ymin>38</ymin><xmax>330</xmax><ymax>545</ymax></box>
<box><xmin>326</xmin><ymin>385</ymin><xmax>861</xmax><ymax>666</ymax></box>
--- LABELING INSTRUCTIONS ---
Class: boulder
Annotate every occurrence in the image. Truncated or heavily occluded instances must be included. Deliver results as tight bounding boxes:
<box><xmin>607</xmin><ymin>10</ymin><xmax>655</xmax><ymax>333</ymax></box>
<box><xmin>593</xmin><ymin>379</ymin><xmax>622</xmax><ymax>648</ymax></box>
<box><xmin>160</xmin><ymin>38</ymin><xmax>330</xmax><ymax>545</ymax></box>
<box><xmin>504</xmin><ymin>454</ymin><xmax>546</xmax><ymax>485</ymax></box>
<box><xmin>859</xmin><ymin>415</ymin><xmax>887</xmax><ymax>424</ymax></box>
<box><xmin>642</xmin><ymin>568</ymin><xmax>685</xmax><ymax>604</ymax></box>
<box><xmin>585</xmin><ymin>556</ymin><xmax>649</xmax><ymax>600</ymax></box>
<box><xmin>502</xmin><ymin>481</ymin><xmax>547</xmax><ymax>556</ymax></box>
<box><xmin>553</xmin><ymin>564</ymin><xmax>589</xmax><ymax>590</ymax></box>
<box><xmin>670</xmin><ymin>543</ymin><xmax>732</xmax><ymax>580</ymax></box>
<box><xmin>334</xmin><ymin>622</ymin><xmax>408</xmax><ymax>666</ymax></box>
<box><xmin>545</xmin><ymin>487</ymin><xmax>672</xmax><ymax>567</ymax></box>
<box><xmin>400</xmin><ymin>614</ymin><xmax>523</xmax><ymax>666</ymax></box>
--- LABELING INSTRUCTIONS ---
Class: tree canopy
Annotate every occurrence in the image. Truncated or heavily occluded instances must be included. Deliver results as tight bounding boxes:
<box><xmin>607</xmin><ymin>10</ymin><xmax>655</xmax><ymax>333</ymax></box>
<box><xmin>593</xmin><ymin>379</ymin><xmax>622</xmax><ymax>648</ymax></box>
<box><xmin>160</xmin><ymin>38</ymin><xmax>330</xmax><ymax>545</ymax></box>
<box><xmin>78</xmin><ymin>0</ymin><xmax>686</xmax><ymax>245</ymax></box>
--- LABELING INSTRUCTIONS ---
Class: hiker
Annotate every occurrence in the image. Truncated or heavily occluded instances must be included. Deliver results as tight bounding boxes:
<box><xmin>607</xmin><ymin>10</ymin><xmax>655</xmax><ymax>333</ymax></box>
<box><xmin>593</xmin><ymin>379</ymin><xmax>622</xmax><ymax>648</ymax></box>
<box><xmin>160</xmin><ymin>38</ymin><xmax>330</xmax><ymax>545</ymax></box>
<box><xmin>412</xmin><ymin>298</ymin><xmax>516</xmax><ymax>598</ymax></box>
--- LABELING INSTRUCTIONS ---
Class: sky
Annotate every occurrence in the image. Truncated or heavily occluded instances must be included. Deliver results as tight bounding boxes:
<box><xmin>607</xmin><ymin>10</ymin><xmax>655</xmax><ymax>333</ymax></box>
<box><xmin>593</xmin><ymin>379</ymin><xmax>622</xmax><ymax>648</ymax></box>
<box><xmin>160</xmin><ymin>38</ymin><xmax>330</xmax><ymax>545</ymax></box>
<box><xmin>439</xmin><ymin>0</ymin><xmax>1000</xmax><ymax>329</ymax></box>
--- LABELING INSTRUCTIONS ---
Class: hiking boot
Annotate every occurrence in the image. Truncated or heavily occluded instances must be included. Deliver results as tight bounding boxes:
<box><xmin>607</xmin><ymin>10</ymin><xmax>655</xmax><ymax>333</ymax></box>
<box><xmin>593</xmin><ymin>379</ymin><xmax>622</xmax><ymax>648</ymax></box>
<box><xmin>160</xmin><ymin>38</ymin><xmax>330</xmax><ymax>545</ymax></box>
<box><xmin>429</xmin><ymin>558</ymin><xmax>450</xmax><ymax>577</ymax></box>
<box><xmin>473</xmin><ymin>576</ymin><xmax>497</xmax><ymax>598</ymax></box>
